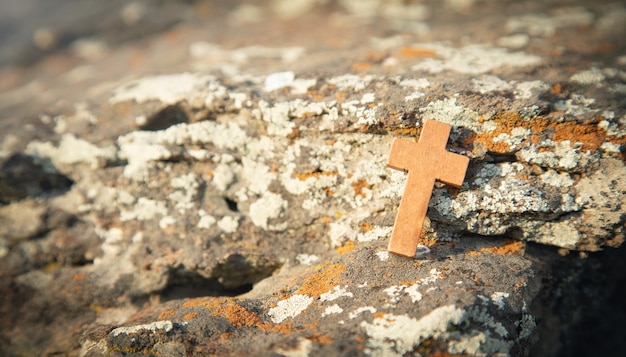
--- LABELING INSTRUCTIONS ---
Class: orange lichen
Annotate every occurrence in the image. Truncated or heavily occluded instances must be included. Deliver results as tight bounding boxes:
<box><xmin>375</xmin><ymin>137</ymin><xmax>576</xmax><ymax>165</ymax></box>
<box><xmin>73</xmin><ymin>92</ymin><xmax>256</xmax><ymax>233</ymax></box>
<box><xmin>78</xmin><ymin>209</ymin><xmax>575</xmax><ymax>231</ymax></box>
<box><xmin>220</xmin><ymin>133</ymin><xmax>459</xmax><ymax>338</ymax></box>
<box><xmin>266</xmin><ymin>322</ymin><xmax>294</xmax><ymax>335</ymax></box>
<box><xmin>359</xmin><ymin>222</ymin><xmax>372</xmax><ymax>232</ymax></box>
<box><xmin>389</xmin><ymin>127</ymin><xmax>420</xmax><ymax>137</ymax></box>
<box><xmin>211</xmin><ymin>303</ymin><xmax>263</xmax><ymax>328</ymax></box>
<box><xmin>549</xmin><ymin>83</ymin><xmax>562</xmax><ymax>94</ymax></box>
<box><xmin>184</xmin><ymin>312</ymin><xmax>197</xmax><ymax>321</ymax></box>
<box><xmin>352</xmin><ymin>62</ymin><xmax>373</xmax><ymax>71</ymax></box>
<box><xmin>467</xmin><ymin>251</ymin><xmax>482</xmax><ymax>257</ymax></box>
<box><xmin>158</xmin><ymin>310</ymin><xmax>175</xmax><ymax>320</ymax></box>
<box><xmin>220</xmin><ymin>332</ymin><xmax>232</xmax><ymax>340</ymax></box>
<box><xmin>465</xmin><ymin>111</ymin><xmax>626</xmax><ymax>156</ymax></box>
<box><xmin>296</xmin><ymin>263</ymin><xmax>346</xmax><ymax>297</ymax></box>
<box><xmin>400</xmin><ymin>47</ymin><xmax>438</xmax><ymax>58</ymax></box>
<box><xmin>293</xmin><ymin>170</ymin><xmax>338</xmax><ymax>181</ymax></box>
<box><xmin>287</xmin><ymin>128</ymin><xmax>300</xmax><ymax>140</ymax></box>
<box><xmin>73</xmin><ymin>273</ymin><xmax>86</xmax><ymax>281</ymax></box>
<box><xmin>592</xmin><ymin>42</ymin><xmax>615</xmax><ymax>53</ymax></box>
<box><xmin>319</xmin><ymin>216</ymin><xmax>332</xmax><ymax>224</ymax></box>
<box><xmin>421</xmin><ymin>238</ymin><xmax>437</xmax><ymax>247</ymax></box>
<box><xmin>309</xmin><ymin>333</ymin><xmax>333</xmax><ymax>345</ymax></box>
<box><xmin>352</xmin><ymin>179</ymin><xmax>372</xmax><ymax>198</ymax></box>
<box><xmin>373</xmin><ymin>312</ymin><xmax>387</xmax><ymax>319</ymax></box>
<box><xmin>480</xmin><ymin>240</ymin><xmax>524</xmax><ymax>255</ymax></box>
<box><xmin>324</xmin><ymin>187</ymin><xmax>334</xmax><ymax>197</ymax></box>
<box><xmin>552</xmin><ymin>121</ymin><xmax>606</xmax><ymax>151</ymax></box>
<box><xmin>304</xmin><ymin>323</ymin><xmax>318</xmax><ymax>329</ymax></box>
<box><xmin>336</xmin><ymin>240</ymin><xmax>355</xmax><ymax>254</ymax></box>
<box><xmin>366</xmin><ymin>51</ymin><xmax>387</xmax><ymax>62</ymax></box>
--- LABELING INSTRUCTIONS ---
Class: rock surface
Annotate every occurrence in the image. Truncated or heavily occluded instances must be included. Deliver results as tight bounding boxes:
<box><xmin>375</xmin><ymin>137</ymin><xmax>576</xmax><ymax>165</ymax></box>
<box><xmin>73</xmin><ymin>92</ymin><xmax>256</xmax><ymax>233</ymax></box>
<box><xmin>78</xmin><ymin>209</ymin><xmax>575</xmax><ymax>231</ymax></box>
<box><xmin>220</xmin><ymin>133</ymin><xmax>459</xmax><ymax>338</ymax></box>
<box><xmin>1</xmin><ymin>0</ymin><xmax>625</xmax><ymax>356</ymax></box>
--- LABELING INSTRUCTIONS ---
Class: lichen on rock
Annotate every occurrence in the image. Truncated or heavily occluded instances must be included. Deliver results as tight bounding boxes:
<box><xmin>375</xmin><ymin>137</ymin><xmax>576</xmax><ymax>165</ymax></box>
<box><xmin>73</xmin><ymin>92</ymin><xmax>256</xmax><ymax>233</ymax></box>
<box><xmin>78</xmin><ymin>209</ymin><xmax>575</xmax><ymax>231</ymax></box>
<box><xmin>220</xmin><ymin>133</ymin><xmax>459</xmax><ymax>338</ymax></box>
<box><xmin>1</xmin><ymin>0</ymin><xmax>625</xmax><ymax>356</ymax></box>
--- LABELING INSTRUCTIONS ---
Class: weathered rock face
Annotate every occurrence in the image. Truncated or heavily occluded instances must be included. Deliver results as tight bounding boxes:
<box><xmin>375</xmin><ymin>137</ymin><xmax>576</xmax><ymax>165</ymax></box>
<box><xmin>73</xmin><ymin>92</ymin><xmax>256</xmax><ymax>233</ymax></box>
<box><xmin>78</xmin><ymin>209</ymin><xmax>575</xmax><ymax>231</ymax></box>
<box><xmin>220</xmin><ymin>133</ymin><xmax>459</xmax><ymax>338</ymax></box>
<box><xmin>1</xmin><ymin>0</ymin><xmax>625</xmax><ymax>356</ymax></box>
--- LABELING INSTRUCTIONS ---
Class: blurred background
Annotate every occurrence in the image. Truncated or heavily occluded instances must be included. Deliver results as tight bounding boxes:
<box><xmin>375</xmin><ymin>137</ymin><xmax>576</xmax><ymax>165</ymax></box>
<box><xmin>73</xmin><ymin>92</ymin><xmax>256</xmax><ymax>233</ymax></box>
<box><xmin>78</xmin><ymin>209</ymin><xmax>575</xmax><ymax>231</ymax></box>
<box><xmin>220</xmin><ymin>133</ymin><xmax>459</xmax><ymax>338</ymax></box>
<box><xmin>1</xmin><ymin>1</ymin><xmax>625</xmax><ymax>356</ymax></box>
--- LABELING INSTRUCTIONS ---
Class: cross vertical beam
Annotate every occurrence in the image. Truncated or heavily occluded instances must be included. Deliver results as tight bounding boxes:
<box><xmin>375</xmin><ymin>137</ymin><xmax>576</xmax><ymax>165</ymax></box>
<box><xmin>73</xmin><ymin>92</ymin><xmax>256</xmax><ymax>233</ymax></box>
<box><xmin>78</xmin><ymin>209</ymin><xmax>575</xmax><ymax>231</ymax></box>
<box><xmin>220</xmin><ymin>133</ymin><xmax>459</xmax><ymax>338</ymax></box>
<box><xmin>387</xmin><ymin>119</ymin><xmax>469</xmax><ymax>257</ymax></box>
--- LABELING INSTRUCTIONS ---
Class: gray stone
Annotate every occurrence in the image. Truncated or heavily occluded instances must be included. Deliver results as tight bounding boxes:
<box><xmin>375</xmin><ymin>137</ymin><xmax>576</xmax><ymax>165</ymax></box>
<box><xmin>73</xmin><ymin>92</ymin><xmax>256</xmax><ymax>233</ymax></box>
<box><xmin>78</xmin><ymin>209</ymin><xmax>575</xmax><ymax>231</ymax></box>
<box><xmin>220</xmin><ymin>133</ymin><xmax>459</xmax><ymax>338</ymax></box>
<box><xmin>0</xmin><ymin>0</ymin><xmax>625</xmax><ymax>356</ymax></box>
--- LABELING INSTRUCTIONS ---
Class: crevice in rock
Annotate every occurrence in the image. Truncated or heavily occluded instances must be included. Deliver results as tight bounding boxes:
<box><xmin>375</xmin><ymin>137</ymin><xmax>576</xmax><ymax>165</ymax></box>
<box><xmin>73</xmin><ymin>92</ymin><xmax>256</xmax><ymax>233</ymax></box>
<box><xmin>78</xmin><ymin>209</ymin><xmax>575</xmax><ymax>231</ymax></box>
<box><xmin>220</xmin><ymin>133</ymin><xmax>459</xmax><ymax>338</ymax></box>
<box><xmin>156</xmin><ymin>254</ymin><xmax>282</xmax><ymax>303</ymax></box>
<box><xmin>488</xmin><ymin>153</ymin><xmax>518</xmax><ymax>163</ymax></box>
<box><xmin>224</xmin><ymin>197</ymin><xmax>239</xmax><ymax>212</ymax></box>
<box><xmin>140</xmin><ymin>104</ymin><xmax>189</xmax><ymax>131</ymax></box>
<box><xmin>527</xmin><ymin>243</ymin><xmax>626</xmax><ymax>356</ymax></box>
<box><xmin>158</xmin><ymin>269</ymin><xmax>253</xmax><ymax>303</ymax></box>
<box><xmin>0</xmin><ymin>153</ymin><xmax>73</xmax><ymax>204</ymax></box>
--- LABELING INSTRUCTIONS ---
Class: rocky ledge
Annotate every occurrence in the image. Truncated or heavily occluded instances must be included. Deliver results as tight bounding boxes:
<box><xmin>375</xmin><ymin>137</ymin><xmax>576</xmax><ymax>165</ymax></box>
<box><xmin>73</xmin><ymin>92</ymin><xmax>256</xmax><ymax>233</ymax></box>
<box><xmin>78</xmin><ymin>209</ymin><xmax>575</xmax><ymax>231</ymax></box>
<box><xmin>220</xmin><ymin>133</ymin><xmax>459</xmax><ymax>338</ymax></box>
<box><xmin>1</xmin><ymin>0</ymin><xmax>625</xmax><ymax>356</ymax></box>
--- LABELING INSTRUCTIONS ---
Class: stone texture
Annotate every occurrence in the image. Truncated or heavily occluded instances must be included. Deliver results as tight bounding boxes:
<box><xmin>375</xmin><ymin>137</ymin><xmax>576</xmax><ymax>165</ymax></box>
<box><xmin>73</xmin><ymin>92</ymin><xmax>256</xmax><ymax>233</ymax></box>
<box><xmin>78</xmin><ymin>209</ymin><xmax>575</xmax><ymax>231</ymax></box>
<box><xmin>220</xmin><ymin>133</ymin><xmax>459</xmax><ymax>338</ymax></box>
<box><xmin>1</xmin><ymin>0</ymin><xmax>625</xmax><ymax>356</ymax></box>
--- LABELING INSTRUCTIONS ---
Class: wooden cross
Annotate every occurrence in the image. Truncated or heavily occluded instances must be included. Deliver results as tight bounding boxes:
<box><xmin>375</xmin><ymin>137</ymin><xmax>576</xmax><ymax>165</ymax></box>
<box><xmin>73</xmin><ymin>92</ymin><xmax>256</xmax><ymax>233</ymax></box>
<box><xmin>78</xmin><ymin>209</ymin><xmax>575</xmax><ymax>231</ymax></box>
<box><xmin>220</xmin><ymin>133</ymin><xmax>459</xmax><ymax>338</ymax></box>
<box><xmin>387</xmin><ymin>119</ymin><xmax>469</xmax><ymax>257</ymax></box>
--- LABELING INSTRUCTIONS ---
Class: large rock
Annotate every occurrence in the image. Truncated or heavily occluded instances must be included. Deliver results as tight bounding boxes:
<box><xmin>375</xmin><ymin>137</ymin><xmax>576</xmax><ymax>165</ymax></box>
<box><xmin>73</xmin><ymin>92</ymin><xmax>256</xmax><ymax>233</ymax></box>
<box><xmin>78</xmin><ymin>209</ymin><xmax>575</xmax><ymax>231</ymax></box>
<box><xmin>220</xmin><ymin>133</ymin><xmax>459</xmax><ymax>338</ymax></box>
<box><xmin>1</xmin><ymin>0</ymin><xmax>625</xmax><ymax>355</ymax></box>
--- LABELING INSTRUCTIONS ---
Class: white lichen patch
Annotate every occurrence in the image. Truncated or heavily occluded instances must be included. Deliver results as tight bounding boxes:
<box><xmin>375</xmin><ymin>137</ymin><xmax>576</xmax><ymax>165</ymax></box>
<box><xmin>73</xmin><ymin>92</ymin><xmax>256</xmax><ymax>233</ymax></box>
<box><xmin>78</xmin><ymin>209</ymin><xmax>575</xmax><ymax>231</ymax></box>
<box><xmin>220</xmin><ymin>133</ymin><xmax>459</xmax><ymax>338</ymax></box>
<box><xmin>264</xmin><ymin>71</ymin><xmax>295</xmax><ymax>92</ymax></box>
<box><xmin>212</xmin><ymin>163</ymin><xmax>236</xmax><ymax>191</ymax></box>
<box><xmin>111</xmin><ymin>320</ymin><xmax>175</xmax><ymax>337</ymax></box>
<box><xmin>120</xmin><ymin>198</ymin><xmax>168</xmax><ymax>222</ymax></box>
<box><xmin>241</xmin><ymin>157</ymin><xmax>276</xmax><ymax>195</ymax></box>
<box><xmin>398</xmin><ymin>77</ymin><xmax>430</xmax><ymax>91</ymax></box>
<box><xmin>256</xmin><ymin>100</ymin><xmax>297</xmax><ymax>137</ymax></box>
<box><xmin>472</xmin><ymin>75</ymin><xmax>513</xmax><ymax>94</ymax></box>
<box><xmin>320</xmin><ymin>285</ymin><xmax>354</xmax><ymax>302</ymax></box>
<box><xmin>93</xmin><ymin>227</ymin><xmax>125</xmax><ymax>263</ymax></box>
<box><xmin>169</xmin><ymin>173</ymin><xmax>201</xmax><ymax>213</ymax></box>
<box><xmin>490</xmin><ymin>292</ymin><xmax>510</xmax><ymax>310</ymax></box>
<box><xmin>26</xmin><ymin>134</ymin><xmax>117</xmax><ymax>170</ymax></box>
<box><xmin>384</xmin><ymin>269</ymin><xmax>442</xmax><ymax>304</ymax></box>
<box><xmin>523</xmin><ymin>220</ymin><xmax>580</xmax><ymax>249</ymax></box>
<box><xmin>379</xmin><ymin>170</ymin><xmax>408</xmax><ymax>198</ymax></box>
<box><xmin>552</xmin><ymin>94</ymin><xmax>596</xmax><ymax>118</ymax></box>
<box><xmin>570</xmin><ymin>67</ymin><xmax>606</xmax><ymax>85</ymax></box>
<box><xmin>491</xmin><ymin>127</ymin><xmax>530</xmax><ymax>151</ymax></box>
<box><xmin>322</xmin><ymin>304</ymin><xmax>344</xmax><ymax>317</ymax></box>
<box><xmin>197</xmin><ymin>210</ymin><xmax>217</xmax><ymax>229</ymax></box>
<box><xmin>295</xmin><ymin>254</ymin><xmax>319</xmax><ymax>266</ymax></box>
<box><xmin>540</xmin><ymin>170</ymin><xmax>575</xmax><ymax>188</ymax></box>
<box><xmin>360</xmin><ymin>305</ymin><xmax>465</xmax><ymax>357</ymax></box>
<box><xmin>268</xmin><ymin>294</ymin><xmax>313</xmax><ymax>323</ymax></box>
<box><xmin>428</xmin><ymin>156</ymin><xmax>586</xmax><ymax>240</ymax></box>
<box><xmin>357</xmin><ymin>226</ymin><xmax>393</xmax><ymax>242</ymax></box>
<box><xmin>496</xmin><ymin>33</ymin><xmax>530</xmax><ymax>49</ymax></box>
<box><xmin>375</xmin><ymin>251</ymin><xmax>390</xmax><ymax>262</ymax></box>
<box><xmin>349</xmin><ymin>306</ymin><xmax>377</xmax><ymax>319</ymax></box>
<box><xmin>158</xmin><ymin>216</ymin><xmax>176</xmax><ymax>228</ymax></box>
<box><xmin>327</xmin><ymin>74</ymin><xmax>374</xmax><ymax>91</ymax></box>
<box><xmin>248</xmin><ymin>192</ymin><xmax>287</xmax><ymax>230</ymax></box>
<box><xmin>217</xmin><ymin>216</ymin><xmax>239</xmax><ymax>233</ymax></box>
<box><xmin>340</xmin><ymin>99</ymin><xmax>380</xmax><ymax>126</ymax></box>
<box><xmin>514</xmin><ymin>80</ymin><xmax>550</xmax><ymax>100</ymax></box>
<box><xmin>516</xmin><ymin>302</ymin><xmax>537</xmax><ymax>340</ymax></box>
<box><xmin>410</xmin><ymin>43</ymin><xmax>541</xmax><ymax>74</ymax></box>
<box><xmin>118</xmin><ymin>119</ymin><xmax>249</xmax><ymax>181</ymax></box>
<box><xmin>329</xmin><ymin>221</ymin><xmax>357</xmax><ymax>248</ymax></box>
<box><xmin>505</xmin><ymin>7</ymin><xmax>594</xmax><ymax>37</ymax></box>
<box><xmin>110</xmin><ymin>73</ymin><xmax>212</xmax><ymax>104</ymax></box>
<box><xmin>518</xmin><ymin>140</ymin><xmax>598</xmax><ymax>171</ymax></box>
<box><xmin>419</xmin><ymin>97</ymin><xmax>480</xmax><ymax>130</ymax></box>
